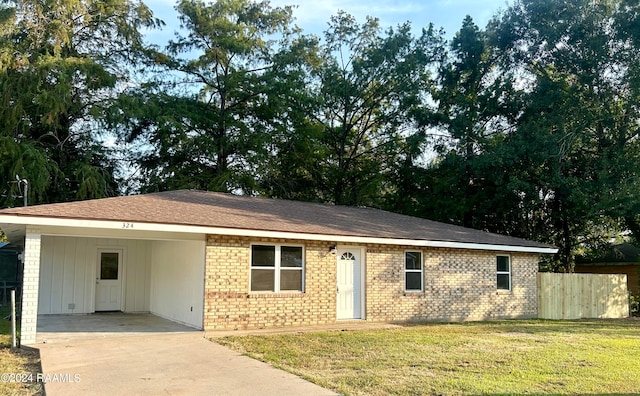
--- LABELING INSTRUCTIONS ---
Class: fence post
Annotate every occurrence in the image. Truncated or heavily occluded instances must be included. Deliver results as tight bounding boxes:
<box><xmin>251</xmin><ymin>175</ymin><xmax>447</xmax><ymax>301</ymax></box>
<box><xmin>11</xmin><ymin>288</ymin><xmax>17</xmax><ymax>349</ymax></box>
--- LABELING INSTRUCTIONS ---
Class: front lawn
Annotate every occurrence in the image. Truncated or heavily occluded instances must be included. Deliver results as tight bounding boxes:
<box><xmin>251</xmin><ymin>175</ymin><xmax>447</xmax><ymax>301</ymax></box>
<box><xmin>217</xmin><ymin>320</ymin><xmax>640</xmax><ymax>395</ymax></box>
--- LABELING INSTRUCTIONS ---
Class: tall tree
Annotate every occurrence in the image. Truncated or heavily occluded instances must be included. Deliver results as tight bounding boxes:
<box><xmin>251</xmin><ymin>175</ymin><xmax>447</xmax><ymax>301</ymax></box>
<box><xmin>253</xmin><ymin>31</ymin><xmax>326</xmax><ymax>202</ymax></box>
<box><xmin>262</xmin><ymin>12</ymin><xmax>443</xmax><ymax>207</ymax></box>
<box><xmin>416</xmin><ymin>16</ymin><xmax>519</xmax><ymax>229</ymax></box>
<box><xmin>114</xmin><ymin>0</ymin><xmax>297</xmax><ymax>193</ymax></box>
<box><xmin>493</xmin><ymin>0</ymin><xmax>640</xmax><ymax>270</ymax></box>
<box><xmin>0</xmin><ymin>0</ymin><xmax>160</xmax><ymax>206</ymax></box>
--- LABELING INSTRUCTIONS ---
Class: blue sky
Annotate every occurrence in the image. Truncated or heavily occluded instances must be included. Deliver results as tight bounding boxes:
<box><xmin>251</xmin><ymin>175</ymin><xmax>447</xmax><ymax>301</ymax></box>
<box><xmin>143</xmin><ymin>0</ymin><xmax>512</xmax><ymax>45</ymax></box>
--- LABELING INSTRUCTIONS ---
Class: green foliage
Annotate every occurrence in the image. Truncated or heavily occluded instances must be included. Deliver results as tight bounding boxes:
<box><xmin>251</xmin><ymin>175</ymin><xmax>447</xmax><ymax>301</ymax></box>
<box><xmin>399</xmin><ymin>0</ymin><xmax>640</xmax><ymax>270</ymax></box>
<box><xmin>0</xmin><ymin>0</ymin><xmax>161</xmax><ymax>206</ymax></box>
<box><xmin>485</xmin><ymin>0</ymin><xmax>640</xmax><ymax>269</ymax></box>
<box><xmin>412</xmin><ymin>16</ymin><xmax>515</xmax><ymax>229</ymax></box>
<box><xmin>3</xmin><ymin>0</ymin><xmax>640</xmax><ymax>275</ymax></box>
<box><xmin>630</xmin><ymin>294</ymin><xmax>640</xmax><ymax>317</ymax></box>
<box><xmin>113</xmin><ymin>0</ymin><xmax>297</xmax><ymax>193</ymax></box>
<box><xmin>316</xmin><ymin>14</ymin><xmax>441</xmax><ymax>207</ymax></box>
<box><xmin>261</xmin><ymin>12</ymin><xmax>444</xmax><ymax>207</ymax></box>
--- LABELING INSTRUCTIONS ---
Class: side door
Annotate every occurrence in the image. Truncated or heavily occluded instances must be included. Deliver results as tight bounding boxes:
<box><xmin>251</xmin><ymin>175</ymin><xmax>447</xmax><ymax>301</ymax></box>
<box><xmin>95</xmin><ymin>249</ymin><xmax>123</xmax><ymax>311</ymax></box>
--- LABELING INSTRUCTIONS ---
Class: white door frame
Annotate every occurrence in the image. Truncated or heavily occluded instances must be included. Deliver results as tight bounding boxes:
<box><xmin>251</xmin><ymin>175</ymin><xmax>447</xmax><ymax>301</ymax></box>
<box><xmin>336</xmin><ymin>246</ymin><xmax>365</xmax><ymax>320</ymax></box>
<box><xmin>95</xmin><ymin>248</ymin><xmax>125</xmax><ymax>312</ymax></box>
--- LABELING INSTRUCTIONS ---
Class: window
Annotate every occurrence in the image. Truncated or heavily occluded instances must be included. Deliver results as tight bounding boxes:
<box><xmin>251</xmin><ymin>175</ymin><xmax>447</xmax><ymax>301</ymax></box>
<box><xmin>405</xmin><ymin>251</ymin><xmax>423</xmax><ymax>292</ymax></box>
<box><xmin>99</xmin><ymin>252</ymin><xmax>119</xmax><ymax>280</ymax></box>
<box><xmin>251</xmin><ymin>244</ymin><xmax>304</xmax><ymax>292</ymax></box>
<box><xmin>497</xmin><ymin>255</ymin><xmax>511</xmax><ymax>291</ymax></box>
<box><xmin>340</xmin><ymin>252</ymin><xmax>356</xmax><ymax>260</ymax></box>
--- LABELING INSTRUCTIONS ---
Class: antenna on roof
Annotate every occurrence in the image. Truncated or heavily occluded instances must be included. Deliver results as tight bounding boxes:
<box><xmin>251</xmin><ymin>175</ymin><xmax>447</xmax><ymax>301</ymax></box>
<box><xmin>6</xmin><ymin>175</ymin><xmax>29</xmax><ymax>207</ymax></box>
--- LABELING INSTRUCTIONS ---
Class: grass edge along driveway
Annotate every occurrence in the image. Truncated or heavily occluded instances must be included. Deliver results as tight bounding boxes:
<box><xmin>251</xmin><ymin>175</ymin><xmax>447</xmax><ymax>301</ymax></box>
<box><xmin>216</xmin><ymin>319</ymin><xmax>640</xmax><ymax>396</ymax></box>
<box><xmin>0</xmin><ymin>307</ymin><xmax>43</xmax><ymax>396</ymax></box>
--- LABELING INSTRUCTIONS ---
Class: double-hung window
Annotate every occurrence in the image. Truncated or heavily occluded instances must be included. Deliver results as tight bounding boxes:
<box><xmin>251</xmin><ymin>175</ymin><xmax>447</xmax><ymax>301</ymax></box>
<box><xmin>251</xmin><ymin>244</ymin><xmax>304</xmax><ymax>292</ymax></box>
<box><xmin>496</xmin><ymin>255</ymin><xmax>511</xmax><ymax>291</ymax></box>
<box><xmin>405</xmin><ymin>251</ymin><xmax>423</xmax><ymax>292</ymax></box>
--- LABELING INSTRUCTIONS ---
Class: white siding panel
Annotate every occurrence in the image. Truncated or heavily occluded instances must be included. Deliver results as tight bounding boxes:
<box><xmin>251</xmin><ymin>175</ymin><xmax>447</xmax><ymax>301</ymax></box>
<box><xmin>124</xmin><ymin>239</ymin><xmax>152</xmax><ymax>312</ymax></box>
<box><xmin>84</xmin><ymin>240</ymin><xmax>96</xmax><ymax>312</ymax></box>
<box><xmin>37</xmin><ymin>238</ymin><xmax>53</xmax><ymax>314</ymax></box>
<box><xmin>49</xmin><ymin>241</ymin><xmax>64</xmax><ymax>313</ymax></box>
<box><xmin>61</xmin><ymin>238</ymin><xmax>76</xmax><ymax>313</ymax></box>
<box><xmin>38</xmin><ymin>236</ymin><xmax>151</xmax><ymax>314</ymax></box>
<box><xmin>150</xmin><ymin>240</ymin><xmax>205</xmax><ymax>329</ymax></box>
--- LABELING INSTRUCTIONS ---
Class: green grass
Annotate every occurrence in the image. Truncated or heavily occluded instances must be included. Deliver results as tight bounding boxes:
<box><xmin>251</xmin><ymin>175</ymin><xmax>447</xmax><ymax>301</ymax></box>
<box><xmin>0</xmin><ymin>306</ymin><xmax>20</xmax><ymax>351</ymax></box>
<box><xmin>0</xmin><ymin>307</ymin><xmax>42</xmax><ymax>395</ymax></box>
<box><xmin>217</xmin><ymin>319</ymin><xmax>640</xmax><ymax>395</ymax></box>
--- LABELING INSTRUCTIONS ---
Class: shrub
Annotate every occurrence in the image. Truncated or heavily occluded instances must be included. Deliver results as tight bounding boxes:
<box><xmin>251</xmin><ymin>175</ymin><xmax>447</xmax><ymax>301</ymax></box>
<box><xmin>630</xmin><ymin>294</ymin><xmax>640</xmax><ymax>317</ymax></box>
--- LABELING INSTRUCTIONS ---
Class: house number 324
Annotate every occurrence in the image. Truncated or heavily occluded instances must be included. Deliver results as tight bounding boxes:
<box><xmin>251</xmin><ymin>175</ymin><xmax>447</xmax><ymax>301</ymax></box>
<box><xmin>122</xmin><ymin>222</ymin><xmax>134</xmax><ymax>229</ymax></box>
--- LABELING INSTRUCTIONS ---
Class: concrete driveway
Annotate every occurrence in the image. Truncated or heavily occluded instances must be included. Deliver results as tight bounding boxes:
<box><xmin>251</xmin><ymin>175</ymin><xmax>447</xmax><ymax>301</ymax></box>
<box><xmin>35</xmin><ymin>314</ymin><xmax>338</xmax><ymax>396</ymax></box>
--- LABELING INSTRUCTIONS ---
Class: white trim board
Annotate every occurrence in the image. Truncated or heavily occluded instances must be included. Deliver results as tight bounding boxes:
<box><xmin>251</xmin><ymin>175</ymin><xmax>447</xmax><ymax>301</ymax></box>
<box><xmin>0</xmin><ymin>215</ymin><xmax>558</xmax><ymax>254</ymax></box>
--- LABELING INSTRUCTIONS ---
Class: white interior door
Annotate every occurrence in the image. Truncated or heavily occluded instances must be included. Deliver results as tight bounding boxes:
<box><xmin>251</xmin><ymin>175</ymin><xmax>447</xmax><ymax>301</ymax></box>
<box><xmin>336</xmin><ymin>248</ymin><xmax>363</xmax><ymax>320</ymax></box>
<box><xmin>95</xmin><ymin>250</ymin><xmax>123</xmax><ymax>311</ymax></box>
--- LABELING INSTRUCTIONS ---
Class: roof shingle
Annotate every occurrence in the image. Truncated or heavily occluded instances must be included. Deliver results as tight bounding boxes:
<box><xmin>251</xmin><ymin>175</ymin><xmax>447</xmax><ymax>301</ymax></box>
<box><xmin>0</xmin><ymin>190</ymin><xmax>554</xmax><ymax>249</ymax></box>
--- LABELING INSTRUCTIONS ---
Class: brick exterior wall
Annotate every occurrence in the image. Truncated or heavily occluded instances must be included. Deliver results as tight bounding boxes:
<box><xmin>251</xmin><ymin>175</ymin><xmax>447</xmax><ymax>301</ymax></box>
<box><xmin>203</xmin><ymin>235</ymin><xmax>540</xmax><ymax>331</ymax></box>
<box><xmin>366</xmin><ymin>246</ymin><xmax>539</xmax><ymax>322</ymax></box>
<box><xmin>204</xmin><ymin>236</ymin><xmax>337</xmax><ymax>330</ymax></box>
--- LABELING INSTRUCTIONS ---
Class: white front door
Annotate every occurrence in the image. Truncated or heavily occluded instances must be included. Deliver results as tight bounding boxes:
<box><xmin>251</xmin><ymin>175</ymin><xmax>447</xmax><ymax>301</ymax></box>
<box><xmin>95</xmin><ymin>250</ymin><xmax>123</xmax><ymax>311</ymax></box>
<box><xmin>336</xmin><ymin>248</ymin><xmax>363</xmax><ymax>320</ymax></box>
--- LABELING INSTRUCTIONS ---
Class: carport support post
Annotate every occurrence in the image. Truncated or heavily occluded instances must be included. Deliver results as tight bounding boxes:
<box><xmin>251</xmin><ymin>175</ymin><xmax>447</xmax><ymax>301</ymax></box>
<box><xmin>20</xmin><ymin>228</ymin><xmax>41</xmax><ymax>346</ymax></box>
<box><xmin>11</xmin><ymin>289</ymin><xmax>16</xmax><ymax>348</ymax></box>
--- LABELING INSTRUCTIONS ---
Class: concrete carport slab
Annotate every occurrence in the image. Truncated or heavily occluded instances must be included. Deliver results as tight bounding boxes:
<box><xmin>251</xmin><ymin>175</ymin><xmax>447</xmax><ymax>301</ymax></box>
<box><xmin>34</xmin><ymin>314</ymin><xmax>338</xmax><ymax>396</ymax></box>
<box><xmin>36</xmin><ymin>313</ymin><xmax>199</xmax><ymax>343</ymax></box>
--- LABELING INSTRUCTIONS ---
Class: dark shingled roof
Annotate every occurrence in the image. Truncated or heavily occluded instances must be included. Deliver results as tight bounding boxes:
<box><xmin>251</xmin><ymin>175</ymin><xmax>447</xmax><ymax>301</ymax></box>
<box><xmin>576</xmin><ymin>243</ymin><xmax>640</xmax><ymax>265</ymax></box>
<box><xmin>0</xmin><ymin>189</ymin><xmax>554</xmax><ymax>249</ymax></box>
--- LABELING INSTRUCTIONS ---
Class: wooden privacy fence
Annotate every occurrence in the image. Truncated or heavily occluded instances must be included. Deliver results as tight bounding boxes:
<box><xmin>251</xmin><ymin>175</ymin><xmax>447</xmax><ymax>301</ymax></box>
<box><xmin>538</xmin><ymin>273</ymin><xmax>629</xmax><ymax>319</ymax></box>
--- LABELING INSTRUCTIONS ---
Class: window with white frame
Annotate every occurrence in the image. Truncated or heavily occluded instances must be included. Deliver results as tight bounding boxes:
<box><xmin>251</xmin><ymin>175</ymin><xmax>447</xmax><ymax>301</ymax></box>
<box><xmin>496</xmin><ymin>255</ymin><xmax>511</xmax><ymax>291</ymax></box>
<box><xmin>405</xmin><ymin>251</ymin><xmax>423</xmax><ymax>292</ymax></box>
<box><xmin>251</xmin><ymin>244</ymin><xmax>304</xmax><ymax>292</ymax></box>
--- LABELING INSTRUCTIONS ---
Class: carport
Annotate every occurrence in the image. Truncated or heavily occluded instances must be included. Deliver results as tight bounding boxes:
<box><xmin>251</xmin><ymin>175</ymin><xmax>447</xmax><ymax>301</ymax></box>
<box><xmin>0</xmin><ymin>218</ymin><xmax>207</xmax><ymax>345</ymax></box>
